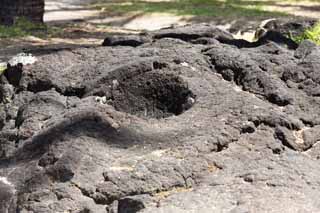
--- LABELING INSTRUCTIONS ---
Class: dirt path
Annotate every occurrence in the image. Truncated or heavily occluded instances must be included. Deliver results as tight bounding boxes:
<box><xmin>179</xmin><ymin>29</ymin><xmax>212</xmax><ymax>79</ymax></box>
<box><xmin>44</xmin><ymin>0</ymin><xmax>320</xmax><ymax>30</ymax></box>
<box><xmin>44</xmin><ymin>0</ymin><xmax>191</xmax><ymax>31</ymax></box>
<box><xmin>45</xmin><ymin>0</ymin><xmax>98</xmax><ymax>23</ymax></box>
<box><xmin>258</xmin><ymin>0</ymin><xmax>320</xmax><ymax>20</ymax></box>
<box><xmin>41</xmin><ymin>0</ymin><xmax>320</xmax><ymax>44</ymax></box>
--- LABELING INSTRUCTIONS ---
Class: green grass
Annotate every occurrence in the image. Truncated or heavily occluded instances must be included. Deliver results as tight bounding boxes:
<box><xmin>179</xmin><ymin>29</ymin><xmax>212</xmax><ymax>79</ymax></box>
<box><xmin>0</xmin><ymin>18</ymin><xmax>61</xmax><ymax>39</ymax></box>
<box><xmin>0</xmin><ymin>64</ymin><xmax>6</xmax><ymax>75</ymax></box>
<box><xmin>92</xmin><ymin>0</ymin><xmax>287</xmax><ymax>19</ymax></box>
<box><xmin>292</xmin><ymin>22</ymin><xmax>320</xmax><ymax>45</ymax></box>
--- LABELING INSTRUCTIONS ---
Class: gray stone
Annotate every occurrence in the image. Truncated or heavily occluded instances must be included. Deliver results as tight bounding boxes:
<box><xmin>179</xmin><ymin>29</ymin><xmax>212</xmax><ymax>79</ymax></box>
<box><xmin>1</xmin><ymin>24</ymin><xmax>320</xmax><ymax>212</ymax></box>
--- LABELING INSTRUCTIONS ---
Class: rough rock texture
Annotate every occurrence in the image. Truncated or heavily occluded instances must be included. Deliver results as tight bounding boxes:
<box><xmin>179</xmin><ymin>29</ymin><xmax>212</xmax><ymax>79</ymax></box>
<box><xmin>1</xmin><ymin>23</ymin><xmax>320</xmax><ymax>212</ymax></box>
<box><xmin>102</xmin><ymin>35</ymin><xmax>151</xmax><ymax>47</ymax></box>
<box><xmin>262</xmin><ymin>18</ymin><xmax>317</xmax><ymax>38</ymax></box>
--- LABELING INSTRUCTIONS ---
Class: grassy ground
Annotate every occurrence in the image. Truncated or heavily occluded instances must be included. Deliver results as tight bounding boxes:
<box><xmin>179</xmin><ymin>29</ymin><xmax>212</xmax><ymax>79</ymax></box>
<box><xmin>292</xmin><ymin>21</ymin><xmax>320</xmax><ymax>44</ymax></box>
<box><xmin>0</xmin><ymin>0</ymin><xmax>319</xmax><ymax>59</ymax></box>
<box><xmin>91</xmin><ymin>0</ymin><xmax>318</xmax><ymax>19</ymax></box>
<box><xmin>0</xmin><ymin>18</ymin><xmax>62</xmax><ymax>39</ymax></box>
<box><xmin>1</xmin><ymin>0</ymin><xmax>320</xmax><ymax>39</ymax></box>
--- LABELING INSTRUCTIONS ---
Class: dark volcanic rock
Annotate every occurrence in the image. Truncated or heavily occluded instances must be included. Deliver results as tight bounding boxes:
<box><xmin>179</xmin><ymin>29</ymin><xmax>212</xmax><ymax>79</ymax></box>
<box><xmin>0</xmin><ymin>178</ymin><xmax>16</xmax><ymax>212</ymax></box>
<box><xmin>102</xmin><ymin>35</ymin><xmax>151</xmax><ymax>47</ymax></box>
<box><xmin>262</xmin><ymin>18</ymin><xmax>317</xmax><ymax>38</ymax></box>
<box><xmin>117</xmin><ymin>195</ymin><xmax>154</xmax><ymax>213</ymax></box>
<box><xmin>256</xmin><ymin>30</ymin><xmax>298</xmax><ymax>49</ymax></box>
<box><xmin>152</xmin><ymin>23</ymin><xmax>233</xmax><ymax>42</ymax></box>
<box><xmin>1</xmin><ymin>24</ymin><xmax>320</xmax><ymax>212</ymax></box>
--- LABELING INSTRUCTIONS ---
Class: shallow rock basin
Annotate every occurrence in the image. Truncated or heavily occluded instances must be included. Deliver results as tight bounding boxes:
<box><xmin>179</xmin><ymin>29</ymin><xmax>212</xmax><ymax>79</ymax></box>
<box><xmin>1</xmin><ymin>24</ymin><xmax>320</xmax><ymax>212</ymax></box>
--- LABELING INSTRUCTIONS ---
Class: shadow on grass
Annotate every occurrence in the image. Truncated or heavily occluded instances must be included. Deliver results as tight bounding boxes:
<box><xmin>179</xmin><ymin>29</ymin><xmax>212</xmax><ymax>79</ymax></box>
<box><xmin>2</xmin><ymin>0</ymin><xmax>319</xmax><ymax>52</ymax></box>
<box><xmin>92</xmin><ymin>0</ymin><xmax>288</xmax><ymax>19</ymax></box>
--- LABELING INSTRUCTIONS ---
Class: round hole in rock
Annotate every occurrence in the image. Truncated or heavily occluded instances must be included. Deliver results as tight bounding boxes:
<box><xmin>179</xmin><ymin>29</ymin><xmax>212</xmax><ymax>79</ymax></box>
<box><xmin>111</xmin><ymin>72</ymin><xmax>195</xmax><ymax>119</ymax></box>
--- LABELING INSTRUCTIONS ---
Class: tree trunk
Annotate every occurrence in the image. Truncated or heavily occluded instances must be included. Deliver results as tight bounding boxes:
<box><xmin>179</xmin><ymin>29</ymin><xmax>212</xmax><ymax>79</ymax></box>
<box><xmin>0</xmin><ymin>0</ymin><xmax>45</xmax><ymax>25</ymax></box>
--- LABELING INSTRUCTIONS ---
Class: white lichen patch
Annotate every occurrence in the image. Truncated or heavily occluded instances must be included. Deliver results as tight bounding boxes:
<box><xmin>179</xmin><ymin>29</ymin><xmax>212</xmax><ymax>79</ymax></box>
<box><xmin>150</xmin><ymin>149</ymin><xmax>170</xmax><ymax>157</ymax></box>
<box><xmin>8</xmin><ymin>53</ymin><xmax>37</xmax><ymax>66</ymax></box>
<box><xmin>253</xmin><ymin>105</ymin><xmax>260</xmax><ymax>109</ymax></box>
<box><xmin>95</xmin><ymin>96</ymin><xmax>107</xmax><ymax>104</ymax></box>
<box><xmin>233</xmin><ymin>85</ymin><xmax>243</xmax><ymax>92</ymax></box>
<box><xmin>180</xmin><ymin>62</ymin><xmax>196</xmax><ymax>71</ymax></box>
<box><xmin>112</xmin><ymin>79</ymin><xmax>119</xmax><ymax>90</ymax></box>
<box><xmin>187</xmin><ymin>97</ymin><xmax>195</xmax><ymax>105</ymax></box>
<box><xmin>0</xmin><ymin>177</ymin><xmax>14</xmax><ymax>187</ymax></box>
<box><xmin>109</xmin><ymin>166</ymin><xmax>135</xmax><ymax>172</ymax></box>
<box><xmin>293</xmin><ymin>127</ymin><xmax>310</xmax><ymax>144</ymax></box>
<box><xmin>180</xmin><ymin>62</ymin><xmax>189</xmax><ymax>67</ymax></box>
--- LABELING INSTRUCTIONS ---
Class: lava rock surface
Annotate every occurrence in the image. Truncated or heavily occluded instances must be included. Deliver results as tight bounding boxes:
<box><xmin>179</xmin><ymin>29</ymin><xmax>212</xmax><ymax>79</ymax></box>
<box><xmin>1</xmin><ymin>23</ymin><xmax>320</xmax><ymax>212</ymax></box>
